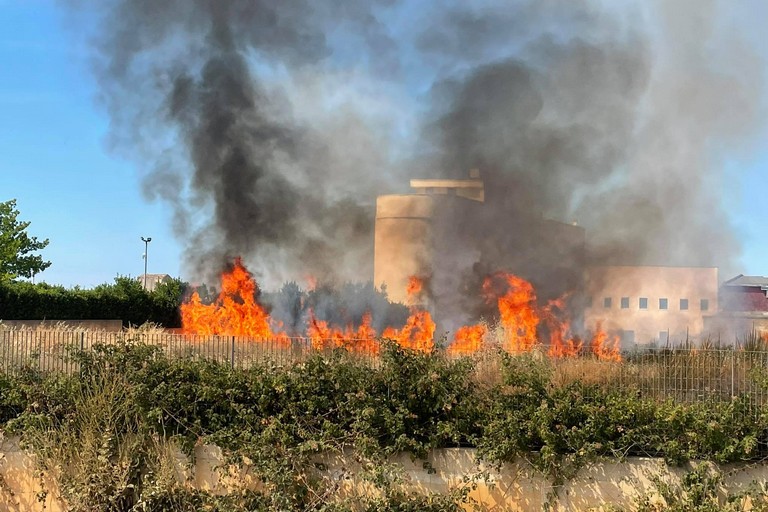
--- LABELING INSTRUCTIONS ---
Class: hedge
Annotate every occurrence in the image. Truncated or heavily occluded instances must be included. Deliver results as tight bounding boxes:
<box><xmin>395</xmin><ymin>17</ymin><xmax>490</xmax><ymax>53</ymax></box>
<box><xmin>0</xmin><ymin>276</ymin><xmax>185</xmax><ymax>327</ymax></box>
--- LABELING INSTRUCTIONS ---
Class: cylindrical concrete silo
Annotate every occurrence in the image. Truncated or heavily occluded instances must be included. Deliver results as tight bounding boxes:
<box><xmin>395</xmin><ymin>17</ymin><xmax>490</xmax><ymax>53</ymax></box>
<box><xmin>374</xmin><ymin>195</ymin><xmax>434</xmax><ymax>305</ymax></box>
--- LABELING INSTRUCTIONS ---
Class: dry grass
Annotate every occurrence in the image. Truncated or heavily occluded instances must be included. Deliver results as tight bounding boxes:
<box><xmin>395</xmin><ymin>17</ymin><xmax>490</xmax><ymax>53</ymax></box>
<box><xmin>22</xmin><ymin>366</ymin><xmax>194</xmax><ymax>511</ymax></box>
<box><xmin>550</xmin><ymin>357</ymin><xmax>625</xmax><ymax>389</ymax></box>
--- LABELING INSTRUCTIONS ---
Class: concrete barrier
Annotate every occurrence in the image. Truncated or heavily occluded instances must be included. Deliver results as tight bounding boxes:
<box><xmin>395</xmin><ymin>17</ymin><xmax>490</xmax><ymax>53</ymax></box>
<box><xmin>1</xmin><ymin>438</ymin><xmax>766</xmax><ymax>511</ymax></box>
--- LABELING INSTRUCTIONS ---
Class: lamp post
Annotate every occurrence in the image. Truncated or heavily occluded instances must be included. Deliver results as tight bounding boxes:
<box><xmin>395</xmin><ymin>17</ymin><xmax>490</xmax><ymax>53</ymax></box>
<box><xmin>141</xmin><ymin>237</ymin><xmax>152</xmax><ymax>290</ymax></box>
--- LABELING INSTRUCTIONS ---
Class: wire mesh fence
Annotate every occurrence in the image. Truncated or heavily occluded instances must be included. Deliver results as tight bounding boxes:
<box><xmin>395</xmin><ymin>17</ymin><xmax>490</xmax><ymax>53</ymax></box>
<box><xmin>2</xmin><ymin>329</ymin><xmax>768</xmax><ymax>406</ymax></box>
<box><xmin>0</xmin><ymin>330</ymin><xmax>383</xmax><ymax>375</ymax></box>
<box><xmin>547</xmin><ymin>348</ymin><xmax>768</xmax><ymax>407</ymax></box>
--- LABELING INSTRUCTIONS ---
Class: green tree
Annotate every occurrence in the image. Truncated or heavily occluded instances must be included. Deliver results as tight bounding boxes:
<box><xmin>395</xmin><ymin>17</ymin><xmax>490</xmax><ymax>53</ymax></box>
<box><xmin>0</xmin><ymin>199</ymin><xmax>51</xmax><ymax>282</ymax></box>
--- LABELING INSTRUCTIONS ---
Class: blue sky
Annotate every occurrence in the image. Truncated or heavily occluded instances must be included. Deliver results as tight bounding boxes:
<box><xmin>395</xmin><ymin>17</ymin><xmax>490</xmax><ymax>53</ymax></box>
<box><xmin>1</xmin><ymin>1</ymin><xmax>181</xmax><ymax>287</ymax></box>
<box><xmin>1</xmin><ymin>1</ymin><xmax>767</xmax><ymax>288</ymax></box>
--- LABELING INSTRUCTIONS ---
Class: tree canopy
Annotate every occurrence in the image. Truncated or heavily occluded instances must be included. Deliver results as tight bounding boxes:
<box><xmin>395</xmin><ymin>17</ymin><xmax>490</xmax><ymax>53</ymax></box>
<box><xmin>0</xmin><ymin>199</ymin><xmax>51</xmax><ymax>282</ymax></box>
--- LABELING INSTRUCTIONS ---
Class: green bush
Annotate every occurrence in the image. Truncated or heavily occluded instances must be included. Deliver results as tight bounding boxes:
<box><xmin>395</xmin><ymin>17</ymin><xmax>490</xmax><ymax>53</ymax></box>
<box><xmin>4</xmin><ymin>342</ymin><xmax>768</xmax><ymax>509</ymax></box>
<box><xmin>0</xmin><ymin>276</ymin><xmax>185</xmax><ymax>327</ymax></box>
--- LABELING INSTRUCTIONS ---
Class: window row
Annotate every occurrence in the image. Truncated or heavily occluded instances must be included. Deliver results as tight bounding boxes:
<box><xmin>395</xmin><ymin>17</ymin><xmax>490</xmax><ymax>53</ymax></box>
<box><xmin>592</xmin><ymin>297</ymin><xmax>709</xmax><ymax>311</ymax></box>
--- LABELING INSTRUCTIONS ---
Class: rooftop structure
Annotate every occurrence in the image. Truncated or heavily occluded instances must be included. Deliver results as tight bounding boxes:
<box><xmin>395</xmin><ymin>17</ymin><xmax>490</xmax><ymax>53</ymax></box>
<box><xmin>408</xmin><ymin>168</ymin><xmax>485</xmax><ymax>202</ymax></box>
<box><xmin>136</xmin><ymin>273</ymin><xmax>173</xmax><ymax>292</ymax></box>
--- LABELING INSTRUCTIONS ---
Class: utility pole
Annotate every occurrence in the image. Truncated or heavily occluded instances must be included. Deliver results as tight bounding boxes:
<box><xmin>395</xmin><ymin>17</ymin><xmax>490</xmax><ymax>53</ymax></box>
<box><xmin>141</xmin><ymin>236</ymin><xmax>152</xmax><ymax>290</ymax></box>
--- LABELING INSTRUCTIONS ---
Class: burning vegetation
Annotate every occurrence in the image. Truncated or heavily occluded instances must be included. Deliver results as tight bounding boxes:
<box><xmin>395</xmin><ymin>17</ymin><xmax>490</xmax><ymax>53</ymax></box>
<box><xmin>181</xmin><ymin>259</ymin><xmax>621</xmax><ymax>361</ymax></box>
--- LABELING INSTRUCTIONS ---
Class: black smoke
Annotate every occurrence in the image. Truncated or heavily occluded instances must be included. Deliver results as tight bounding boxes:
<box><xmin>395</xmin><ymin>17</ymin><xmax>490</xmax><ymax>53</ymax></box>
<box><xmin>70</xmin><ymin>0</ymin><xmax>764</xmax><ymax>299</ymax></box>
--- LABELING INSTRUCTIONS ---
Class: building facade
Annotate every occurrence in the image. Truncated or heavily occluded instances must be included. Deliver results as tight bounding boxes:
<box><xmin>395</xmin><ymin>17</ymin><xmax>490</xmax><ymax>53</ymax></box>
<box><xmin>136</xmin><ymin>273</ymin><xmax>172</xmax><ymax>292</ymax></box>
<box><xmin>584</xmin><ymin>266</ymin><xmax>719</xmax><ymax>346</ymax></box>
<box><xmin>704</xmin><ymin>275</ymin><xmax>768</xmax><ymax>338</ymax></box>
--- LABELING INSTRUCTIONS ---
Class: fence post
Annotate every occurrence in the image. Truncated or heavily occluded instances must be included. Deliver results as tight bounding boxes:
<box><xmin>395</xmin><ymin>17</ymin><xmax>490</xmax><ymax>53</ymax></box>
<box><xmin>731</xmin><ymin>350</ymin><xmax>735</xmax><ymax>398</ymax></box>
<box><xmin>80</xmin><ymin>331</ymin><xmax>85</xmax><ymax>352</ymax></box>
<box><xmin>231</xmin><ymin>336</ymin><xmax>236</xmax><ymax>369</ymax></box>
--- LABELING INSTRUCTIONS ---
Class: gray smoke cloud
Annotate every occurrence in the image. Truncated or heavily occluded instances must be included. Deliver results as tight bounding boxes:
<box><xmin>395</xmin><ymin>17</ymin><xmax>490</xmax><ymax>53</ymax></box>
<box><xmin>74</xmin><ymin>0</ymin><xmax>409</xmax><ymax>287</ymax></box>
<box><xmin>71</xmin><ymin>0</ymin><xmax>765</xmax><ymax>298</ymax></box>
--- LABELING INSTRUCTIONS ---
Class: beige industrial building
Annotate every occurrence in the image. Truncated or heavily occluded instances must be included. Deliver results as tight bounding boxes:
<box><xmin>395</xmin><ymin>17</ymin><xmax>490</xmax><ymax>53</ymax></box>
<box><xmin>373</xmin><ymin>170</ymin><xmax>586</xmax><ymax>324</ymax></box>
<box><xmin>373</xmin><ymin>173</ymin><xmax>728</xmax><ymax>346</ymax></box>
<box><xmin>584</xmin><ymin>266</ymin><xmax>719</xmax><ymax>346</ymax></box>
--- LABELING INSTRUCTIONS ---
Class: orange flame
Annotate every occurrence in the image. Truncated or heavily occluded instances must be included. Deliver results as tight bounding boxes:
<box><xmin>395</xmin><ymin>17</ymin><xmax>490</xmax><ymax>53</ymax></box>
<box><xmin>382</xmin><ymin>309</ymin><xmax>436</xmax><ymax>352</ymax></box>
<box><xmin>376</xmin><ymin>274</ymin><xmax>436</xmax><ymax>351</ymax></box>
<box><xmin>406</xmin><ymin>274</ymin><xmax>429</xmax><ymax>307</ymax></box>
<box><xmin>181</xmin><ymin>259</ymin><xmax>627</xmax><ymax>361</ymax></box>
<box><xmin>181</xmin><ymin>259</ymin><xmax>427</xmax><ymax>352</ymax></box>
<box><xmin>483</xmin><ymin>272</ymin><xmax>540</xmax><ymax>353</ymax></box>
<box><xmin>406</xmin><ymin>275</ymin><xmax>423</xmax><ymax>298</ymax></box>
<box><xmin>590</xmin><ymin>321</ymin><xmax>622</xmax><ymax>361</ymax></box>
<box><xmin>307</xmin><ymin>311</ymin><xmax>379</xmax><ymax>354</ymax></box>
<box><xmin>449</xmin><ymin>324</ymin><xmax>487</xmax><ymax>355</ymax></box>
<box><xmin>181</xmin><ymin>258</ymin><xmax>287</xmax><ymax>343</ymax></box>
<box><xmin>544</xmin><ymin>296</ymin><xmax>582</xmax><ymax>358</ymax></box>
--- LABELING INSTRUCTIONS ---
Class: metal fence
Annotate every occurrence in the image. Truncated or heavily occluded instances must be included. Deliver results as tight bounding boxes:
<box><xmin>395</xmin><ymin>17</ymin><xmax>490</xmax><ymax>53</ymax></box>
<box><xmin>0</xmin><ymin>330</ymin><xmax>379</xmax><ymax>374</ymax></box>
<box><xmin>2</xmin><ymin>330</ymin><xmax>768</xmax><ymax>406</ymax></box>
<box><xmin>547</xmin><ymin>348</ymin><xmax>768</xmax><ymax>407</ymax></box>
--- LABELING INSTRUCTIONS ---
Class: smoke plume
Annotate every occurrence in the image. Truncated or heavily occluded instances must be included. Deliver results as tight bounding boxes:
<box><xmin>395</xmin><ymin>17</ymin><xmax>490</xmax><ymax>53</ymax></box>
<box><xmin>73</xmin><ymin>1</ymin><xmax>764</xmax><ymax>295</ymax></box>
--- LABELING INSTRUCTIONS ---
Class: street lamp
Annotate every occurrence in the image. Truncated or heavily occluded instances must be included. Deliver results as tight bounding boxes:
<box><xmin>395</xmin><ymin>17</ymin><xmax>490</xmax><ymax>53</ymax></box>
<box><xmin>141</xmin><ymin>237</ymin><xmax>152</xmax><ymax>290</ymax></box>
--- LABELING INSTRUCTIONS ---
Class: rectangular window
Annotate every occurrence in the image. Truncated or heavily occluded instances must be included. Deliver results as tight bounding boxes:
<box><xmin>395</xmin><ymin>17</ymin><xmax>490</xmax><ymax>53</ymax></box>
<box><xmin>620</xmin><ymin>297</ymin><xmax>629</xmax><ymax>309</ymax></box>
<box><xmin>659</xmin><ymin>298</ymin><xmax>668</xmax><ymax>310</ymax></box>
<box><xmin>659</xmin><ymin>331</ymin><xmax>669</xmax><ymax>344</ymax></box>
<box><xmin>680</xmin><ymin>298</ymin><xmax>689</xmax><ymax>310</ymax></box>
<box><xmin>639</xmin><ymin>297</ymin><xmax>648</xmax><ymax>309</ymax></box>
<box><xmin>701</xmin><ymin>299</ymin><xmax>709</xmax><ymax>311</ymax></box>
<box><xmin>586</xmin><ymin>296</ymin><xmax>593</xmax><ymax>308</ymax></box>
<box><xmin>603</xmin><ymin>297</ymin><xmax>612</xmax><ymax>308</ymax></box>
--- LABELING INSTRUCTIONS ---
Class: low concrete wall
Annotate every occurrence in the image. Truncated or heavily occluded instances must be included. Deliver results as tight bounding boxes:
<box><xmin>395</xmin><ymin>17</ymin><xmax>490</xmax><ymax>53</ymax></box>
<box><xmin>0</xmin><ymin>320</ymin><xmax>123</xmax><ymax>332</ymax></box>
<box><xmin>1</xmin><ymin>438</ymin><xmax>766</xmax><ymax>511</ymax></box>
<box><xmin>0</xmin><ymin>438</ymin><xmax>64</xmax><ymax>512</ymax></box>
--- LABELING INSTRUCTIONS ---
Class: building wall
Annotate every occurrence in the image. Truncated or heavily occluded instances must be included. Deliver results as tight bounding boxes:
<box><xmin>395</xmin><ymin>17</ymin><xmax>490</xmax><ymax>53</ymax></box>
<box><xmin>584</xmin><ymin>266</ymin><xmax>718</xmax><ymax>345</ymax></box>
<box><xmin>720</xmin><ymin>286</ymin><xmax>768</xmax><ymax>312</ymax></box>
<box><xmin>704</xmin><ymin>312</ymin><xmax>768</xmax><ymax>339</ymax></box>
<box><xmin>136</xmin><ymin>274</ymin><xmax>172</xmax><ymax>292</ymax></box>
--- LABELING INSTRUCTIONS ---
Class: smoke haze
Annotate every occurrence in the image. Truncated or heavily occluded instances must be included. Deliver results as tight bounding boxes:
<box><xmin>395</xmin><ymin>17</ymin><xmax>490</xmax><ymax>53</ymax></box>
<box><xmin>71</xmin><ymin>0</ymin><xmax>765</xmax><ymax>290</ymax></box>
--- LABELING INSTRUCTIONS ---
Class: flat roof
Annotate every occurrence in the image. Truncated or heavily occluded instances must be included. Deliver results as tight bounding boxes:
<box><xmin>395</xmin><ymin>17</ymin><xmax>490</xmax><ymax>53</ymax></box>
<box><xmin>410</xmin><ymin>179</ymin><xmax>483</xmax><ymax>189</ymax></box>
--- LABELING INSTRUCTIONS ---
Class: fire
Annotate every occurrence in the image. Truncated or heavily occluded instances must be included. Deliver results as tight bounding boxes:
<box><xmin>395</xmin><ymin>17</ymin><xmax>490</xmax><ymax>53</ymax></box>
<box><xmin>180</xmin><ymin>259</ymin><xmax>624</xmax><ymax>361</ymax></box>
<box><xmin>590</xmin><ymin>321</ymin><xmax>622</xmax><ymax>361</ymax></box>
<box><xmin>449</xmin><ymin>324</ymin><xmax>487</xmax><ymax>355</ymax></box>
<box><xmin>307</xmin><ymin>311</ymin><xmax>379</xmax><ymax>354</ymax></box>
<box><xmin>544</xmin><ymin>296</ymin><xmax>582</xmax><ymax>358</ymax></box>
<box><xmin>406</xmin><ymin>274</ymin><xmax>428</xmax><ymax>307</ymax></box>
<box><xmin>406</xmin><ymin>275</ymin><xmax>423</xmax><ymax>297</ymax></box>
<box><xmin>181</xmin><ymin>261</ymin><xmax>433</xmax><ymax>352</ymax></box>
<box><xmin>181</xmin><ymin>258</ymin><xmax>287</xmax><ymax>343</ymax></box>
<box><xmin>381</xmin><ymin>310</ymin><xmax>436</xmax><ymax>352</ymax></box>
<box><xmin>549</xmin><ymin>338</ymin><xmax>584</xmax><ymax>358</ymax></box>
<box><xmin>382</xmin><ymin>276</ymin><xmax>436</xmax><ymax>351</ymax></box>
<box><xmin>483</xmin><ymin>272</ymin><xmax>540</xmax><ymax>353</ymax></box>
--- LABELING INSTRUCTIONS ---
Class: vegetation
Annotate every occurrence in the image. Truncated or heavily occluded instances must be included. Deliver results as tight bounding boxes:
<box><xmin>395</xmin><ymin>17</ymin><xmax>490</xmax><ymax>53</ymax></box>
<box><xmin>0</xmin><ymin>199</ymin><xmax>51</xmax><ymax>282</ymax></box>
<box><xmin>2</xmin><ymin>340</ymin><xmax>768</xmax><ymax>510</ymax></box>
<box><xmin>0</xmin><ymin>276</ymin><xmax>186</xmax><ymax>327</ymax></box>
<box><xmin>263</xmin><ymin>281</ymin><xmax>410</xmax><ymax>335</ymax></box>
<box><xmin>0</xmin><ymin>276</ymin><xmax>406</xmax><ymax>331</ymax></box>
